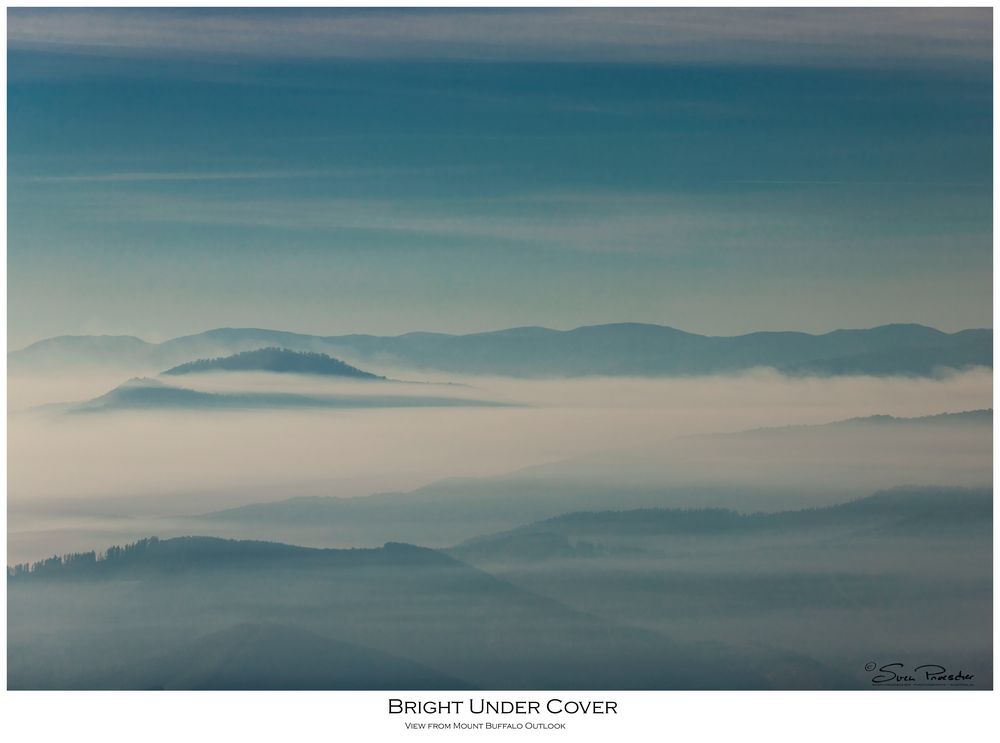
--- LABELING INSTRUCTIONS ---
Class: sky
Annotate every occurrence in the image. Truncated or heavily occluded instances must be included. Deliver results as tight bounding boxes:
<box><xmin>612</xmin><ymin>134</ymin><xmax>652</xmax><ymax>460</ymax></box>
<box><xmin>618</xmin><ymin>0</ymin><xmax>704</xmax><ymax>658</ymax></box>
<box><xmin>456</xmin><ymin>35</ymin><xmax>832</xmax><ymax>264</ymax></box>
<box><xmin>6</xmin><ymin>7</ymin><xmax>993</xmax><ymax>349</ymax></box>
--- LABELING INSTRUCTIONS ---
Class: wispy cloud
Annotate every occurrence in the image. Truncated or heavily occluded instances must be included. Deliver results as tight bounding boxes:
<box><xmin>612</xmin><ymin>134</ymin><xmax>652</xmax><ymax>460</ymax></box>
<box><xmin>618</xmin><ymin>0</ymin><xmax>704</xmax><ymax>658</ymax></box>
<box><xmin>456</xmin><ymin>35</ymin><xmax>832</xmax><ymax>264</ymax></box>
<box><xmin>40</xmin><ymin>190</ymin><xmax>771</xmax><ymax>254</ymax></box>
<box><xmin>724</xmin><ymin>180</ymin><xmax>989</xmax><ymax>187</ymax></box>
<box><xmin>21</xmin><ymin>169</ymin><xmax>343</xmax><ymax>184</ymax></box>
<box><xmin>7</xmin><ymin>8</ymin><xmax>991</xmax><ymax>68</ymax></box>
<box><xmin>17</xmin><ymin>165</ymin><xmax>470</xmax><ymax>184</ymax></box>
<box><xmin>32</xmin><ymin>187</ymin><xmax>984</xmax><ymax>266</ymax></box>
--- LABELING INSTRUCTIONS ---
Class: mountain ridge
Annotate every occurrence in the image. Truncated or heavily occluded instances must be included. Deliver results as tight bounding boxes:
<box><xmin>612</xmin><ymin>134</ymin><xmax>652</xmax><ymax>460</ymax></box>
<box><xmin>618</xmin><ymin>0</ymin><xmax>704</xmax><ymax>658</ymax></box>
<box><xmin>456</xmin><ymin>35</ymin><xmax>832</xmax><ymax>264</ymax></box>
<box><xmin>448</xmin><ymin>485</ymin><xmax>993</xmax><ymax>564</ymax></box>
<box><xmin>8</xmin><ymin>536</ymin><xmax>455</xmax><ymax>580</ymax></box>
<box><xmin>7</xmin><ymin>533</ymin><xmax>795</xmax><ymax>690</ymax></box>
<box><xmin>181</xmin><ymin>407</ymin><xmax>990</xmax><ymax>548</ymax></box>
<box><xmin>10</xmin><ymin>322</ymin><xmax>992</xmax><ymax>377</ymax></box>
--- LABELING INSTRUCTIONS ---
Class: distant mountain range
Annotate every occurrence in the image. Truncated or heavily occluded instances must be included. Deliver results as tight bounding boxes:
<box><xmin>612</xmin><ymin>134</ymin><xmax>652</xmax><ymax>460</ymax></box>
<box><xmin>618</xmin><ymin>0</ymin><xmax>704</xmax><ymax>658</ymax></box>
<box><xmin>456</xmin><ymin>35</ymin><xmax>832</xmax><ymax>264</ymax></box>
<box><xmin>449</xmin><ymin>486</ymin><xmax>992</xmax><ymax>564</ymax></box>
<box><xmin>9</xmin><ymin>486</ymin><xmax>989</xmax><ymax>690</ymax></box>
<box><xmin>191</xmin><ymin>408</ymin><xmax>991</xmax><ymax>547</ymax></box>
<box><xmin>10</xmin><ymin>322</ymin><xmax>992</xmax><ymax>377</ymax></box>
<box><xmin>163</xmin><ymin>347</ymin><xmax>383</xmax><ymax>379</ymax></box>
<box><xmin>698</xmin><ymin>408</ymin><xmax>993</xmax><ymax>437</ymax></box>
<box><xmin>65</xmin><ymin>377</ymin><xmax>501</xmax><ymax>413</ymax></box>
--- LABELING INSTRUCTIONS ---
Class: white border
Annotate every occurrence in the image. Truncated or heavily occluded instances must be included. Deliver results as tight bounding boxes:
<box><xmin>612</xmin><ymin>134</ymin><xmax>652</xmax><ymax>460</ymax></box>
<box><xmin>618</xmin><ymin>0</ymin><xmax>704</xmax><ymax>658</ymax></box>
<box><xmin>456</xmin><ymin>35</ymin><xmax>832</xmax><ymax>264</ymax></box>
<box><xmin>1</xmin><ymin>2</ymin><xmax>996</xmax><ymax>741</ymax></box>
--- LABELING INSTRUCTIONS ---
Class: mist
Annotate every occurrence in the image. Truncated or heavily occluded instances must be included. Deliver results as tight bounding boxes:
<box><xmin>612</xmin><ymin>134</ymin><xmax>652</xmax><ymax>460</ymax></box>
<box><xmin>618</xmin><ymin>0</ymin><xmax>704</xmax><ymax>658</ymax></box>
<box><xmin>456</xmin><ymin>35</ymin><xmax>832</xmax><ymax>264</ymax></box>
<box><xmin>7</xmin><ymin>366</ymin><xmax>991</xmax><ymax>563</ymax></box>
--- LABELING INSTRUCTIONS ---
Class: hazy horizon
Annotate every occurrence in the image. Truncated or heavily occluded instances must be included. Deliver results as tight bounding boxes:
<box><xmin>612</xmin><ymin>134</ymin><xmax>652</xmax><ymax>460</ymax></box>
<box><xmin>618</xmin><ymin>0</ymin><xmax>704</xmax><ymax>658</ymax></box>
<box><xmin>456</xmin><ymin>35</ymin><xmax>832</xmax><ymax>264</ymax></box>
<box><xmin>11</xmin><ymin>317</ymin><xmax>996</xmax><ymax>353</ymax></box>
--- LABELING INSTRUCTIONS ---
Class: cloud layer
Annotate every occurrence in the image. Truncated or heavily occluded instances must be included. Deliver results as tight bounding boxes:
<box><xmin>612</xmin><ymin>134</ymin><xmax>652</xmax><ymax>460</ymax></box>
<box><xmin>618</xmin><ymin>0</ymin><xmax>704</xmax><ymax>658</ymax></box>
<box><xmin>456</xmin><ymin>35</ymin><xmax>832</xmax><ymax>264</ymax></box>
<box><xmin>8</xmin><ymin>8</ymin><xmax>991</xmax><ymax>67</ymax></box>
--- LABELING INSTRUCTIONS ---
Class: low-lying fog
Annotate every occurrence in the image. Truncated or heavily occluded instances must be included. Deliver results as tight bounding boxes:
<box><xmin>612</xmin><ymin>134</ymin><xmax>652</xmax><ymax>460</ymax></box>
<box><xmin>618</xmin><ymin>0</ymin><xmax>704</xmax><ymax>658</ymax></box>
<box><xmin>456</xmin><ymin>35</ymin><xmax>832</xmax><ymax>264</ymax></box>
<box><xmin>7</xmin><ymin>366</ymin><xmax>992</xmax><ymax>563</ymax></box>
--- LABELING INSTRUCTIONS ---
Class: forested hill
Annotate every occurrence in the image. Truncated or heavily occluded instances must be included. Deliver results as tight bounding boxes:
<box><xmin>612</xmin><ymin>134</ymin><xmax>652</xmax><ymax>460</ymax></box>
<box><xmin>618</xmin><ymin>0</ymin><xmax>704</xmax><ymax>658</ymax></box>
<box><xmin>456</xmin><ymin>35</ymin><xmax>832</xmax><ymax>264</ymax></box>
<box><xmin>7</xmin><ymin>537</ymin><xmax>449</xmax><ymax>580</ymax></box>
<box><xmin>162</xmin><ymin>347</ymin><xmax>383</xmax><ymax>379</ymax></box>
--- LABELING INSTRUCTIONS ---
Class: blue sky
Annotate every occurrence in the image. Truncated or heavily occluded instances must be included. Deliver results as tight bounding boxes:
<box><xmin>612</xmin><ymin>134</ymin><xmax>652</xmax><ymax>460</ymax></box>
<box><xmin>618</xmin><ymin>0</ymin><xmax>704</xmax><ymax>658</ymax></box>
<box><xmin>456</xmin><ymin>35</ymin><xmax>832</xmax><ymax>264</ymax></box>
<box><xmin>6</xmin><ymin>8</ymin><xmax>992</xmax><ymax>347</ymax></box>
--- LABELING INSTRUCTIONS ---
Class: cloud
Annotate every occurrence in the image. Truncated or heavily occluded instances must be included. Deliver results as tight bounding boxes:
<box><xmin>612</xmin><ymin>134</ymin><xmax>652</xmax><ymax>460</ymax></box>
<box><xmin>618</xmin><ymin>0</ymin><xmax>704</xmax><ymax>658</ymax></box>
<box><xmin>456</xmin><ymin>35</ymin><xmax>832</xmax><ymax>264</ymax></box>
<box><xmin>20</xmin><ymin>170</ymin><xmax>344</xmax><ymax>184</ymax></box>
<box><xmin>10</xmin><ymin>368</ymin><xmax>993</xmax><ymax>505</ymax></box>
<box><xmin>24</xmin><ymin>184</ymin><xmax>986</xmax><ymax>265</ymax></box>
<box><xmin>17</xmin><ymin>167</ymin><xmax>451</xmax><ymax>184</ymax></box>
<box><xmin>7</xmin><ymin>8</ymin><xmax>991</xmax><ymax>68</ymax></box>
<box><xmin>23</xmin><ymin>187</ymin><xmax>797</xmax><ymax>256</ymax></box>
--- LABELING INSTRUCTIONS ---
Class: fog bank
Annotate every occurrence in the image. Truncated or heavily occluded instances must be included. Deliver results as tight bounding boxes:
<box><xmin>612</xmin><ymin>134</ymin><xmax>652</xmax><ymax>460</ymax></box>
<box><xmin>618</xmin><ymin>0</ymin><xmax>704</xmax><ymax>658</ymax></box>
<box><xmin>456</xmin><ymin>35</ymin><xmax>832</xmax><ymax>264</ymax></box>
<box><xmin>7</xmin><ymin>367</ymin><xmax>992</xmax><ymax>562</ymax></box>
